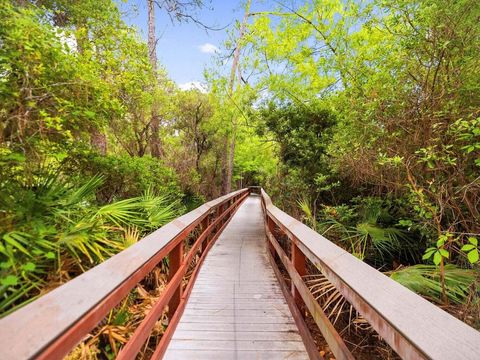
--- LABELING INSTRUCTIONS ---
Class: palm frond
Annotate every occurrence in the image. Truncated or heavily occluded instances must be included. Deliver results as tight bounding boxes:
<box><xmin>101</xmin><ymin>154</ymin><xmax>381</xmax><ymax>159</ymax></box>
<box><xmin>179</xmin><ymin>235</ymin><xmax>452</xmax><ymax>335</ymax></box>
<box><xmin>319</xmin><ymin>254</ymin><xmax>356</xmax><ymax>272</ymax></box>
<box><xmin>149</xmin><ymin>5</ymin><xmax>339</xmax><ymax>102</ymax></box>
<box><xmin>297</xmin><ymin>197</ymin><xmax>317</xmax><ymax>231</ymax></box>
<box><xmin>389</xmin><ymin>264</ymin><xmax>476</xmax><ymax>304</ymax></box>
<box><xmin>318</xmin><ymin>219</ymin><xmax>350</xmax><ymax>237</ymax></box>
<box><xmin>93</xmin><ymin>197</ymin><xmax>144</xmax><ymax>227</ymax></box>
<box><xmin>356</xmin><ymin>222</ymin><xmax>406</xmax><ymax>258</ymax></box>
<box><xmin>140</xmin><ymin>188</ymin><xmax>182</xmax><ymax>228</ymax></box>
<box><xmin>123</xmin><ymin>226</ymin><xmax>140</xmax><ymax>248</ymax></box>
<box><xmin>63</xmin><ymin>175</ymin><xmax>104</xmax><ymax>207</ymax></box>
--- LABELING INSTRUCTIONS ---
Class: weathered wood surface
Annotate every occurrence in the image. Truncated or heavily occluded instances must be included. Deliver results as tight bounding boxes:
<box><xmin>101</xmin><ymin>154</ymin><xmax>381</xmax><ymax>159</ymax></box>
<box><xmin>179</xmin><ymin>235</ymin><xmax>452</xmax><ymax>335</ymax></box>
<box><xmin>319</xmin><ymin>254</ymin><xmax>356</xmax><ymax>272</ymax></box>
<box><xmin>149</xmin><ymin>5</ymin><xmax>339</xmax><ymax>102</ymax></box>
<box><xmin>164</xmin><ymin>196</ymin><xmax>309</xmax><ymax>359</ymax></box>
<box><xmin>0</xmin><ymin>189</ymin><xmax>247</xmax><ymax>360</ymax></box>
<box><xmin>261</xmin><ymin>189</ymin><xmax>480</xmax><ymax>360</ymax></box>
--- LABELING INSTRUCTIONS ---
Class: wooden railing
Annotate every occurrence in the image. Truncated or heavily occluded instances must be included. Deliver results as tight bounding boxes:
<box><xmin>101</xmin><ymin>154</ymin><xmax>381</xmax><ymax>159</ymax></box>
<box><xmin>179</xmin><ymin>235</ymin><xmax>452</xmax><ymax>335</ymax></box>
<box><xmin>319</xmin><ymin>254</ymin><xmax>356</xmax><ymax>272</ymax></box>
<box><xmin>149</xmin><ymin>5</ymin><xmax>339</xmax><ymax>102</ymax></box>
<box><xmin>0</xmin><ymin>189</ymin><xmax>249</xmax><ymax>360</ymax></box>
<box><xmin>260</xmin><ymin>188</ymin><xmax>480</xmax><ymax>360</ymax></box>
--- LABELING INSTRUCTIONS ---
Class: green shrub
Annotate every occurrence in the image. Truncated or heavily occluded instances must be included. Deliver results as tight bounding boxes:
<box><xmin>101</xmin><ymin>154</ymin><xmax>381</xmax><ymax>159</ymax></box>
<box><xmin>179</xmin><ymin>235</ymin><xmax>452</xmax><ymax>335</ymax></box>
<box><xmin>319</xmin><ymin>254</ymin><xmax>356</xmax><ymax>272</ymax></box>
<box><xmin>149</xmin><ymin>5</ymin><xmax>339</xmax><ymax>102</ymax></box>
<box><xmin>68</xmin><ymin>152</ymin><xmax>183</xmax><ymax>202</ymax></box>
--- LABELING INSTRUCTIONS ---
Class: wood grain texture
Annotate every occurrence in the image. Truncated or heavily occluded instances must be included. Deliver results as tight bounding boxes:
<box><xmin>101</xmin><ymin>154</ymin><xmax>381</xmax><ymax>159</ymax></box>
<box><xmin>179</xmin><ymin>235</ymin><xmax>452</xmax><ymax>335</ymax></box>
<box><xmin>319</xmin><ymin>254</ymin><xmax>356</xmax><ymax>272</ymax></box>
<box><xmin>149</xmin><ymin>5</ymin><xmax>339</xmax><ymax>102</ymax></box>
<box><xmin>261</xmin><ymin>189</ymin><xmax>480</xmax><ymax>360</ymax></box>
<box><xmin>0</xmin><ymin>189</ymin><xmax>247</xmax><ymax>360</ymax></box>
<box><xmin>163</xmin><ymin>196</ymin><xmax>309</xmax><ymax>360</ymax></box>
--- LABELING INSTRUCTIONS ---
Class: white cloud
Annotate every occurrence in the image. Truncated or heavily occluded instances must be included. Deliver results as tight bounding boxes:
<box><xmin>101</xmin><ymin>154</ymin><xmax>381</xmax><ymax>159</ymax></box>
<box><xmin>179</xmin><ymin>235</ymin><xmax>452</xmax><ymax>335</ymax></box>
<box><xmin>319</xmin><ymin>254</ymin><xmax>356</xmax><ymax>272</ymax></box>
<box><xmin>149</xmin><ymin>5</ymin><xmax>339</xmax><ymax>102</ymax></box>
<box><xmin>178</xmin><ymin>81</ymin><xmax>208</xmax><ymax>93</ymax></box>
<box><xmin>198</xmin><ymin>43</ymin><xmax>219</xmax><ymax>54</ymax></box>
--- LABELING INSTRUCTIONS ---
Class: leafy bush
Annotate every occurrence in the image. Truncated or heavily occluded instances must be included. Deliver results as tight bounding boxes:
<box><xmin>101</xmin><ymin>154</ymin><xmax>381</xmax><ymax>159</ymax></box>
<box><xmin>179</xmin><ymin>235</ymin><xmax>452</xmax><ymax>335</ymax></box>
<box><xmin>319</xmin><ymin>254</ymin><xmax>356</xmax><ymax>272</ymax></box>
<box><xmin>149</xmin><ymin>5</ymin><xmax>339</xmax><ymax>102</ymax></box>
<box><xmin>317</xmin><ymin>197</ymin><xmax>421</xmax><ymax>265</ymax></box>
<box><xmin>68</xmin><ymin>152</ymin><xmax>183</xmax><ymax>202</ymax></box>
<box><xmin>0</xmin><ymin>151</ymin><xmax>183</xmax><ymax>316</ymax></box>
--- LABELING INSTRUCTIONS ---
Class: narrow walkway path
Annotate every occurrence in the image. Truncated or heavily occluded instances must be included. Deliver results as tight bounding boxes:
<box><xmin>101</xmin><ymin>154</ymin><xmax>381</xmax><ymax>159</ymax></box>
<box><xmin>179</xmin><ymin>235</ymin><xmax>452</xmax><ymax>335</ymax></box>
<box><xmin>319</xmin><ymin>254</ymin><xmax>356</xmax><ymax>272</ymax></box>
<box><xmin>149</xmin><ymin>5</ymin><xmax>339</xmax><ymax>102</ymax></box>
<box><xmin>164</xmin><ymin>195</ymin><xmax>309</xmax><ymax>359</ymax></box>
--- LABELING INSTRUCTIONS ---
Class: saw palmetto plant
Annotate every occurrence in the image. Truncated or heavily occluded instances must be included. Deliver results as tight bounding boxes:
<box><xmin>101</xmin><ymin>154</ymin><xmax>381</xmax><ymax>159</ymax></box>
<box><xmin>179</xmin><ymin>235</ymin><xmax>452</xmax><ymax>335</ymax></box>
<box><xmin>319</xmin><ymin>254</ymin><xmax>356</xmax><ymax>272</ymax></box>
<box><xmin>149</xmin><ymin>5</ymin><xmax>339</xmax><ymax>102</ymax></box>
<box><xmin>388</xmin><ymin>264</ymin><xmax>476</xmax><ymax>304</ymax></box>
<box><xmin>0</xmin><ymin>171</ymin><xmax>182</xmax><ymax>316</ymax></box>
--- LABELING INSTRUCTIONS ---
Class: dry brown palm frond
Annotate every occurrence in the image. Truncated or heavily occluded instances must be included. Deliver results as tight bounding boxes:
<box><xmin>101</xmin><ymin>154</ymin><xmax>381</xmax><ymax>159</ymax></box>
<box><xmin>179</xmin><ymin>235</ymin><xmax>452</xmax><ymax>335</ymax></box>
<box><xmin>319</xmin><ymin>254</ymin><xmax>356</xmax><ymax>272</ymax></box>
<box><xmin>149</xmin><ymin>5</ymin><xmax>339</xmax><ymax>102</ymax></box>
<box><xmin>305</xmin><ymin>273</ymin><xmax>373</xmax><ymax>333</ymax></box>
<box><xmin>67</xmin><ymin>270</ymin><xmax>170</xmax><ymax>359</ymax></box>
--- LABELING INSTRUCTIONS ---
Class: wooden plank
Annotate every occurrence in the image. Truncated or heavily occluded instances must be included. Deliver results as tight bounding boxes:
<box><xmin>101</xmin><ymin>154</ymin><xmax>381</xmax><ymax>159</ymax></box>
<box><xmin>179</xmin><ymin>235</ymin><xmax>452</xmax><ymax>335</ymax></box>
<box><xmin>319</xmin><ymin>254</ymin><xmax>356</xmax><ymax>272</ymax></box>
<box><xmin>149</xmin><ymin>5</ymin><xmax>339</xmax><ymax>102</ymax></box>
<box><xmin>183</xmin><ymin>303</ymin><xmax>291</xmax><ymax>310</ymax></box>
<box><xmin>175</xmin><ymin>322</ymin><xmax>300</xmax><ymax>332</ymax></box>
<box><xmin>268</xmin><ymin>250</ymin><xmax>323</xmax><ymax>360</ymax></box>
<box><xmin>172</xmin><ymin>330</ymin><xmax>304</xmax><ymax>341</ymax></box>
<box><xmin>168</xmin><ymin>339</ymin><xmax>307</xmax><ymax>351</ymax></box>
<box><xmin>182</xmin><ymin>308</ymin><xmax>293</xmax><ymax>317</ymax></box>
<box><xmin>167</xmin><ymin>242</ymin><xmax>184</xmax><ymax>318</ymax></box>
<box><xmin>291</xmin><ymin>241</ymin><xmax>306</xmax><ymax>309</ymax></box>
<box><xmin>175</xmin><ymin>315</ymin><xmax>295</xmax><ymax>324</ymax></box>
<box><xmin>162</xmin><ymin>350</ymin><xmax>309</xmax><ymax>360</ymax></box>
<box><xmin>163</xmin><ymin>196</ymin><xmax>310</xmax><ymax>359</ymax></box>
<box><xmin>268</xmin><ymin>231</ymin><xmax>353</xmax><ymax>360</ymax></box>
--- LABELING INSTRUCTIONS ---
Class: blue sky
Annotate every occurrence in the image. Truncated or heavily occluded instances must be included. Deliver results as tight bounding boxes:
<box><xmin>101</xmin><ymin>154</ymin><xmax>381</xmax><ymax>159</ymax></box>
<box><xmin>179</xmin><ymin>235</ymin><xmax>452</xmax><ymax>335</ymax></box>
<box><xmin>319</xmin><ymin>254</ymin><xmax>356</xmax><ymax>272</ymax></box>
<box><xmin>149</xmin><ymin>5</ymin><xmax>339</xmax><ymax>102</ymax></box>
<box><xmin>118</xmin><ymin>1</ymin><xmax>254</xmax><ymax>87</ymax></box>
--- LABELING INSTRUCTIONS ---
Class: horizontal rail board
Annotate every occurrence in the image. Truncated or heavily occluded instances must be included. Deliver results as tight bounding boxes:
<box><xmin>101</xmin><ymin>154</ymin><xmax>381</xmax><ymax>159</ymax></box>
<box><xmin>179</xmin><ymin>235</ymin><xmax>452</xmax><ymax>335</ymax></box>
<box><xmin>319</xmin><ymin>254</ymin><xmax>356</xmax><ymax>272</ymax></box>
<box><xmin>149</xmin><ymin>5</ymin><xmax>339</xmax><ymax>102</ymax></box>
<box><xmin>0</xmin><ymin>189</ymin><xmax>248</xmax><ymax>360</ymax></box>
<box><xmin>266</xmin><ymin>231</ymin><xmax>353</xmax><ymax>360</ymax></box>
<box><xmin>261</xmin><ymin>189</ymin><xmax>480</xmax><ymax>359</ymax></box>
<box><xmin>117</xmin><ymin>191</ymin><xmax>249</xmax><ymax>359</ymax></box>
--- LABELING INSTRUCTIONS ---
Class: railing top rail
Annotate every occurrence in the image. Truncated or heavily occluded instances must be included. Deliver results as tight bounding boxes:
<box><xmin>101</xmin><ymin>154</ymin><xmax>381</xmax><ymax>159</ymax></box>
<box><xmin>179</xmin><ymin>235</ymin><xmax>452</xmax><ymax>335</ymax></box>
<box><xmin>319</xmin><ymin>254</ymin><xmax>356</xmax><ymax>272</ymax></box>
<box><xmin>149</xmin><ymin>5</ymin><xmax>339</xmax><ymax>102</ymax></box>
<box><xmin>0</xmin><ymin>188</ymin><xmax>248</xmax><ymax>360</ymax></box>
<box><xmin>260</xmin><ymin>188</ymin><xmax>480</xmax><ymax>360</ymax></box>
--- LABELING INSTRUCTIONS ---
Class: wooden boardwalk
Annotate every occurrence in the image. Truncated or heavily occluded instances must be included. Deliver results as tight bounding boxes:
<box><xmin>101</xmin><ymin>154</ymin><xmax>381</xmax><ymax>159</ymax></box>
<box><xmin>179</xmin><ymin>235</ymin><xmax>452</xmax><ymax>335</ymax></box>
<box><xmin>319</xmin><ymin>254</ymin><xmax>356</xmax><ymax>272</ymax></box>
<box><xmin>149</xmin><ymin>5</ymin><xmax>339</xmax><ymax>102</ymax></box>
<box><xmin>3</xmin><ymin>189</ymin><xmax>480</xmax><ymax>360</ymax></box>
<box><xmin>164</xmin><ymin>195</ymin><xmax>309</xmax><ymax>359</ymax></box>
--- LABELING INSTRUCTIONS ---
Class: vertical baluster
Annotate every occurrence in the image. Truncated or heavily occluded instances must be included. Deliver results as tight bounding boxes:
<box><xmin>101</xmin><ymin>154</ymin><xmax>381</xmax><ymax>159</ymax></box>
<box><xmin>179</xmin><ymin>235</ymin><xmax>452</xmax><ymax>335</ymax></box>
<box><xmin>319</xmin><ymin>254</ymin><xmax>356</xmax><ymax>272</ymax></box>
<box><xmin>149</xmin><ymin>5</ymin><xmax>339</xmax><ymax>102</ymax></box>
<box><xmin>200</xmin><ymin>215</ymin><xmax>210</xmax><ymax>254</ymax></box>
<box><xmin>168</xmin><ymin>242</ymin><xmax>183</xmax><ymax>318</ymax></box>
<box><xmin>267</xmin><ymin>216</ymin><xmax>276</xmax><ymax>257</ymax></box>
<box><xmin>291</xmin><ymin>240</ymin><xmax>306</xmax><ymax>312</ymax></box>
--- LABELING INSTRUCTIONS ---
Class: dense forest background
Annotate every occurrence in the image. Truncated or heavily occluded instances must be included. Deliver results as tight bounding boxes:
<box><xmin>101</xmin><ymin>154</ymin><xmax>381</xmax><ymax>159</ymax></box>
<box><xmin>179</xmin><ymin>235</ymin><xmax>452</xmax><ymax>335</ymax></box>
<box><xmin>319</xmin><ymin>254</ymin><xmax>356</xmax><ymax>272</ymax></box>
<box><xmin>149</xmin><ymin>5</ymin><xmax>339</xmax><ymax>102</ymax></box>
<box><xmin>0</xmin><ymin>0</ymin><xmax>479</xmax><ymax>357</ymax></box>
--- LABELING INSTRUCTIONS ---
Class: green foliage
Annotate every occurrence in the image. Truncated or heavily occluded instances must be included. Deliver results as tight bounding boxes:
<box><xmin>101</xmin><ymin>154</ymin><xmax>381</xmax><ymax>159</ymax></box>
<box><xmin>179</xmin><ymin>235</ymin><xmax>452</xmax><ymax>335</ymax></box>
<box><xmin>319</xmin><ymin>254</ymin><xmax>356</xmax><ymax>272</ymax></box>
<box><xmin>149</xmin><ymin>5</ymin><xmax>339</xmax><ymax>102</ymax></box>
<box><xmin>390</xmin><ymin>265</ymin><xmax>476</xmax><ymax>304</ymax></box>
<box><xmin>461</xmin><ymin>237</ymin><xmax>479</xmax><ymax>264</ymax></box>
<box><xmin>69</xmin><ymin>152</ymin><xmax>182</xmax><ymax>202</ymax></box>
<box><xmin>297</xmin><ymin>198</ymin><xmax>317</xmax><ymax>231</ymax></box>
<box><xmin>255</xmin><ymin>101</ymin><xmax>343</xmax><ymax>211</ymax></box>
<box><xmin>236</xmin><ymin>0</ymin><xmax>480</xmax><ymax>311</ymax></box>
<box><xmin>423</xmin><ymin>234</ymin><xmax>451</xmax><ymax>266</ymax></box>
<box><xmin>234</xmin><ymin>128</ymin><xmax>277</xmax><ymax>187</ymax></box>
<box><xmin>318</xmin><ymin>197</ymin><xmax>419</xmax><ymax>265</ymax></box>
<box><xmin>0</xmin><ymin>167</ymin><xmax>182</xmax><ymax>316</ymax></box>
<box><xmin>258</xmin><ymin>101</ymin><xmax>335</xmax><ymax>181</ymax></box>
<box><xmin>0</xmin><ymin>1</ymin><xmax>123</xmax><ymax>149</ymax></box>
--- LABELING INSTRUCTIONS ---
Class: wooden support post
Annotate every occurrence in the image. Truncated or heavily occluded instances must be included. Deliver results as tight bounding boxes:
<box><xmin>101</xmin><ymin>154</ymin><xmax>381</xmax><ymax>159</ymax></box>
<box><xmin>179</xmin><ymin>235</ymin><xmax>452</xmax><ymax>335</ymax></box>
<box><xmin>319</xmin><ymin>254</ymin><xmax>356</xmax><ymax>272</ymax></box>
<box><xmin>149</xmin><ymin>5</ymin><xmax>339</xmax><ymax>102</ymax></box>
<box><xmin>267</xmin><ymin>217</ymin><xmax>276</xmax><ymax>257</ymax></box>
<box><xmin>168</xmin><ymin>242</ymin><xmax>183</xmax><ymax>318</ymax></box>
<box><xmin>291</xmin><ymin>241</ymin><xmax>306</xmax><ymax>312</ymax></box>
<box><xmin>223</xmin><ymin>202</ymin><xmax>228</xmax><ymax>222</ymax></box>
<box><xmin>200</xmin><ymin>216</ymin><xmax>209</xmax><ymax>253</ymax></box>
<box><xmin>215</xmin><ymin>205</ymin><xmax>221</xmax><ymax>230</ymax></box>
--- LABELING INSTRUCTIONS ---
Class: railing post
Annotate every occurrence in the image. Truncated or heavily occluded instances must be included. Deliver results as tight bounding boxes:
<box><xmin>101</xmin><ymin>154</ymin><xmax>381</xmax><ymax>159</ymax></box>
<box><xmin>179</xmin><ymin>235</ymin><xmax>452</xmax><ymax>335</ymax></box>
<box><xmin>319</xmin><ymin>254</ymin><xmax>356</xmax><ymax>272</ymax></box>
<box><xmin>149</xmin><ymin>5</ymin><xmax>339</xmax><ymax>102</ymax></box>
<box><xmin>200</xmin><ymin>215</ymin><xmax>210</xmax><ymax>253</ymax></box>
<box><xmin>267</xmin><ymin>217</ymin><xmax>276</xmax><ymax>257</ymax></box>
<box><xmin>291</xmin><ymin>240</ymin><xmax>306</xmax><ymax>312</ymax></box>
<box><xmin>168</xmin><ymin>242</ymin><xmax>183</xmax><ymax>318</ymax></box>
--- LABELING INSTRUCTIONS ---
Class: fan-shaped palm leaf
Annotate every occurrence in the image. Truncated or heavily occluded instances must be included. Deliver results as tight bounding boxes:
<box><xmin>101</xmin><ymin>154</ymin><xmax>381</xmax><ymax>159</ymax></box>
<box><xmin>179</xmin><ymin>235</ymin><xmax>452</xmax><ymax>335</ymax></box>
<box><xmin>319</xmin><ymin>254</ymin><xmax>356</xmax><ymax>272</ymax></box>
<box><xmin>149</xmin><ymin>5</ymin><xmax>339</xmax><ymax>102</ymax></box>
<box><xmin>297</xmin><ymin>198</ymin><xmax>317</xmax><ymax>230</ymax></box>
<box><xmin>389</xmin><ymin>264</ymin><xmax>476</xmax><ymax>304</ymax></box>
<box><xmin>141</xmin><ymin>188</ymin><xmax>182</xmax><ymax>228</ymax></box>
<box><xmin>92</xmin><ymin>197</ymin><xmax>144</xmax><ymax>227</ymax></box>
<box><xmin>62</xmin><ymin>175</ymin><xmax>104</xmax><ymax>207</ymax></box>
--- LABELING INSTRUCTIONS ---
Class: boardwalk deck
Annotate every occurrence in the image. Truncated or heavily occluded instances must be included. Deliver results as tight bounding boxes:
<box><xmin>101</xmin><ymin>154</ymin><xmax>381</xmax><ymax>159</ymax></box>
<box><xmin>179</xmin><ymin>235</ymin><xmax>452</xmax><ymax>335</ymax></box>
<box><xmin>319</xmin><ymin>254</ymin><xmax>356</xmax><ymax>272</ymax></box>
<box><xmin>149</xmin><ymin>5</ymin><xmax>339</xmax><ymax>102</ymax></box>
<box><xmin>164</xmin><ymin>195</ymin><xmax>309</xmax><ymax>359</ymax></box>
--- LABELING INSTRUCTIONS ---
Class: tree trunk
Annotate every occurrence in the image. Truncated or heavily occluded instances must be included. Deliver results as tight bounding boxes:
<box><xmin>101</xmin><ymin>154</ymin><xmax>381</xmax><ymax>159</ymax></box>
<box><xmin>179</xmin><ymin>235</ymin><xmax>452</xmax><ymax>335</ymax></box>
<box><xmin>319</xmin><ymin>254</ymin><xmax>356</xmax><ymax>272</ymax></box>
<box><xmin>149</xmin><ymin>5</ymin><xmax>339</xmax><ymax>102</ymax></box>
<box><xmin>221</xmin><ymin>0</ymin><xmax>251</xmax><ymax>194</ymax></box>
<box><xmin>227</xmin><ymin>131</ymin><xmax>235</xmax><ymax>192</ymax></box>
<box><xmin>221</xmin><ymin>137</ymin><xmax>229</xmax><ymax>194</ymax></box>
<box><xmin>90</xmin><ymin>129</ymin><xmax>107</xmax><ymax>155</ymax></box>
<box><xmin>147</xmin><ymin>0</ymin><xmax>157</xmax><ymax>70</ymax></box>
<box><xmin>75</xmin><ymin>20</ymin><xmax>107</xmax><ymax>156</ymax></box>
<box><xmin>147</xmin><ymin>0</ymin><xmax>162</xmax><ymax>158</ymax></box>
